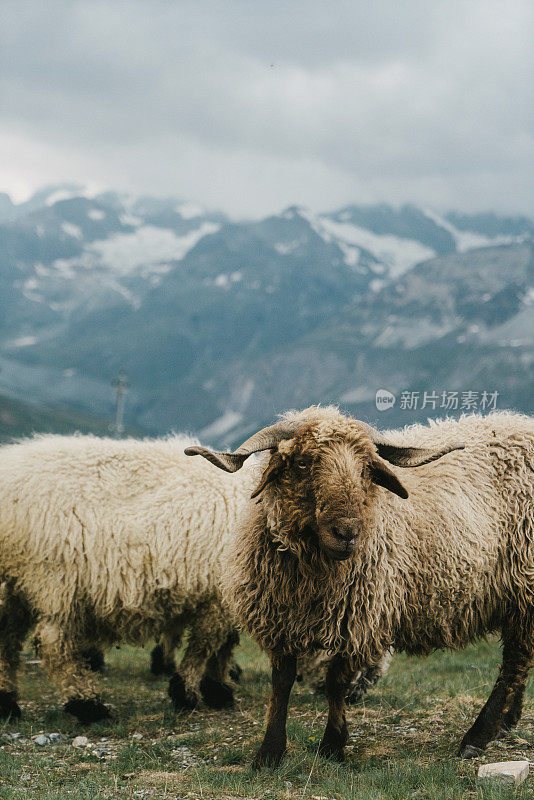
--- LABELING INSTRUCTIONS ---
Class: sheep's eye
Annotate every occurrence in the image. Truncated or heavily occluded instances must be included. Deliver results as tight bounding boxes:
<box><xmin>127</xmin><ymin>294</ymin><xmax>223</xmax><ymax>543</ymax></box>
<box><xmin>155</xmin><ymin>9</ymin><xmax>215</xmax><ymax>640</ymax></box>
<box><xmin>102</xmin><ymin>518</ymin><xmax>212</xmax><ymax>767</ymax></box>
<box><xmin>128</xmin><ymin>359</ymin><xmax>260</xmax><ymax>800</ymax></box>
<box><xmin>295</xmin><ymin>460</ymin><xmax>308</xmax><ymax>470</ymax></box>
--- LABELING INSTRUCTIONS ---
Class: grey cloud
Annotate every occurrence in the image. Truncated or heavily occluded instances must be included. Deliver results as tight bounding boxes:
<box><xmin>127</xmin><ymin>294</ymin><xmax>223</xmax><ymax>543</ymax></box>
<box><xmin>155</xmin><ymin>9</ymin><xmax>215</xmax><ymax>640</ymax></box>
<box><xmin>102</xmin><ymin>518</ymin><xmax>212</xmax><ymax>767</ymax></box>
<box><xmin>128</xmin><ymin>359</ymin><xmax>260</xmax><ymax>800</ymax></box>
<box><xmin>1</xmin><ymin>0</ymin><xmax>533</xmax><ymax>216</ymax></box>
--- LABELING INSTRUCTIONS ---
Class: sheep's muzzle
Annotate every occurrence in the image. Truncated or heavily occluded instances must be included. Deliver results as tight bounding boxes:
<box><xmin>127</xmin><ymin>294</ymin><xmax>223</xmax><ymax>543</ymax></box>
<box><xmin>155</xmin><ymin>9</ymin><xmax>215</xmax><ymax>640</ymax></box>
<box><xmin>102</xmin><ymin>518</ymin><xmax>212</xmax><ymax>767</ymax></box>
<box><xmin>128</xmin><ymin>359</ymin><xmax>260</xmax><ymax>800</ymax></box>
<box><xmin>317</xmin><ymin>517</ymin><xmax>360</xmax><ymax>560</ymax></box>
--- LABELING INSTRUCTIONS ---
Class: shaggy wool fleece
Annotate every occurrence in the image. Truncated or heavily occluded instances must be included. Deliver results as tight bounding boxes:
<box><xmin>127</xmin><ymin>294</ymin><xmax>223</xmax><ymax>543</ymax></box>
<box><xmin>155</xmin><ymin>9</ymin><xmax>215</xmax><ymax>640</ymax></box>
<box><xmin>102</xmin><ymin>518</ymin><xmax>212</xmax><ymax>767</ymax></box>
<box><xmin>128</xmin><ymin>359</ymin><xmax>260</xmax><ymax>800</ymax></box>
<box><xmin>222</xmin><ymin>410</ymin><xmax>534</xmax><ymax>670</ymax></box>
<box><xmin>0</xmin><ymin>434</ymin><xmax>256</xmax><ymax>703</ymax></box>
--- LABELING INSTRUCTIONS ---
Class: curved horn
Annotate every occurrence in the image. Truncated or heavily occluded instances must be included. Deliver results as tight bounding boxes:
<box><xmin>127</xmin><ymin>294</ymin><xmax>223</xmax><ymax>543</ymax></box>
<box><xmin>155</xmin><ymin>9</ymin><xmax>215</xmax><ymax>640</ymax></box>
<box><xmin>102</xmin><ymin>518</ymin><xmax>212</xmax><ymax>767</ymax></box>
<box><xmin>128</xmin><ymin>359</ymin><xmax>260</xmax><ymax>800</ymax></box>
<box><xmin>184</xmin><ymin>419</ymin><xmax>302</xmax><ymax>472</ymax></box>
<box><xmin>362</xmin><ymin>423</ymin><xmax>465</xmax><ymax>468</ymax></box>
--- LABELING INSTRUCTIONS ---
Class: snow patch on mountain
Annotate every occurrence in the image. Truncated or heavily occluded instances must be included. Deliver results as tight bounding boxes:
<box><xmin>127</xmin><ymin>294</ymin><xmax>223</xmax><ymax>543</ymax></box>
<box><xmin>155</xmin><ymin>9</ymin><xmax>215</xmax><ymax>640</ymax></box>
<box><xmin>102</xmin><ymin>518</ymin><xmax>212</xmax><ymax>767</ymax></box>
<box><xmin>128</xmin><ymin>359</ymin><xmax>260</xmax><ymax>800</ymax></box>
<box><xmin>10</xmin><ymin>336</ymin><xmax>38</xmax><ymax>348</ymax></box>
<box><xmin>274</xmin><ymin>239</ymin><xmax>302</xmax><ymax>255</ymax></box>
<box><xmin>52</xmin><ymin>222</ymin><xmax>220</xmax><ymax>277</ymax></box>
<box><xmin>45</xmin><ymin>187</ymin><xmax>85</xmax><ymax>206</ymax></box>
<box><xmin>61</xmin><ymin>222</ymin><xmax>82</xmax><ymax>239</ymax></box>
<box><xmin>211</xmin><ymin>271</ymin><xmax>243</xmax><ymax>288</ymax></box>
<box><xmin>340</xmin><ymin>386</ymin><xmax>375</xmax><ymax>403</ymax></box>
<box><xmin>200</xmin><ymin>410</ymin><xmax>243</xmax><ymax>439</ymax></box>
<box><xmin>423</xmin><ymin>209</ymin><xmax>517</xmax><ymax>251</ymax></box>
<box><xmin>87</xmin><ymin>208</ymin><xmax>105</xmax><ymax>221</ymax></box>
<box><xmin>319</xmin><ymin>216</ymin><xmax>435</xmax><ymax>276</ymax></box>
<box><xmin>295</xmin><ymin>207</ymin><xmax>333</xmax><ymax>244</ymax></box>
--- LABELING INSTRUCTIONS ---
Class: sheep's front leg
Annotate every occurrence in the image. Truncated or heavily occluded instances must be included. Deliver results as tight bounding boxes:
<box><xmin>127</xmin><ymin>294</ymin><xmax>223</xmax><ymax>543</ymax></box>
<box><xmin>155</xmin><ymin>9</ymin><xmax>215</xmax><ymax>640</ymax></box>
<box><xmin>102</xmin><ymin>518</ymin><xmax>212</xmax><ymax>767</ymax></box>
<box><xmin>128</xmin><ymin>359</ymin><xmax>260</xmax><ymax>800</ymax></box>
<box><xmin>252</xmin><ymin>652</ymin><xmax>297</xmax><ymax>770</ymax></box>
<box><xmin>319</xmin><ymin>654</ymin><xmax>355</xmax><ymax>761</ymax></box>
<box><xmin>36</xmin><ymin>621</ymin><xmax>110</xmax><ymax>724</ymax></box>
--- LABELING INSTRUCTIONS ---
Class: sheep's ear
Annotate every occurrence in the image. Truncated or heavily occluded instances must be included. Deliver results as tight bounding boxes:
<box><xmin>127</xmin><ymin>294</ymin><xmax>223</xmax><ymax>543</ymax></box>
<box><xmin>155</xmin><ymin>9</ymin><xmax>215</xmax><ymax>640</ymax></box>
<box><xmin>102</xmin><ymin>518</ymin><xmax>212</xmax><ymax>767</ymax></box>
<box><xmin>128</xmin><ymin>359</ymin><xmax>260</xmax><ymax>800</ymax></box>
<box><xmin>251</xmin><ymin>452</ymin><xmax>284</xmax><ymax>499</ymax></box>
<box><xmin>369</xmin><ymin>457</ymin><xmax>409</xmax><ymax>499</ymax></box>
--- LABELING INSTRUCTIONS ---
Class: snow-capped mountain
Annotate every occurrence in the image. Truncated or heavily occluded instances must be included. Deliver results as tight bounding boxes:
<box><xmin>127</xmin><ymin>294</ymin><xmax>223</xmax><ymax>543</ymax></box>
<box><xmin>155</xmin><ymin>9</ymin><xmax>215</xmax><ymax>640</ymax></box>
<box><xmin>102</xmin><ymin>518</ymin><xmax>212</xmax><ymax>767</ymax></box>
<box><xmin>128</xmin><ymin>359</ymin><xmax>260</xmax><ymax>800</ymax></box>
<box><xmin>0</xmin><ymin>185</ymin><xmax>532</xmax><ymax>442</ymax></box>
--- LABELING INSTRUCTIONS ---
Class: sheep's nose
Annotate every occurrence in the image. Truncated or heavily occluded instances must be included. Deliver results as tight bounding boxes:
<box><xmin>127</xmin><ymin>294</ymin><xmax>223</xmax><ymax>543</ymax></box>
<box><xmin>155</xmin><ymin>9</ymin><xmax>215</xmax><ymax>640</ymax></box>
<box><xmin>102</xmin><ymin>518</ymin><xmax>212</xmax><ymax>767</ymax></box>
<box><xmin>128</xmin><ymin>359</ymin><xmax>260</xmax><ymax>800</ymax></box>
<box><xmin>330</xmin><ymin>518</ymin><xmax>358</xmax><ymax>544</ymax></box>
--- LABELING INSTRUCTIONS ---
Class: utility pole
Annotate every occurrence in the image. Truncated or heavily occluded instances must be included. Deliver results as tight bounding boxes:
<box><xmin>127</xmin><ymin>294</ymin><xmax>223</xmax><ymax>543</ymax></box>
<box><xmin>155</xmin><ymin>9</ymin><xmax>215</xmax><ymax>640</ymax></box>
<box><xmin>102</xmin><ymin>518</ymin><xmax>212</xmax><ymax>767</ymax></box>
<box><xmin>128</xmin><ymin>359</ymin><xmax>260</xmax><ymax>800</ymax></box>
<box><xmin>110</xmin><ymin>370</ymin><xmax>128</xmax><ymax>437</ymax></box>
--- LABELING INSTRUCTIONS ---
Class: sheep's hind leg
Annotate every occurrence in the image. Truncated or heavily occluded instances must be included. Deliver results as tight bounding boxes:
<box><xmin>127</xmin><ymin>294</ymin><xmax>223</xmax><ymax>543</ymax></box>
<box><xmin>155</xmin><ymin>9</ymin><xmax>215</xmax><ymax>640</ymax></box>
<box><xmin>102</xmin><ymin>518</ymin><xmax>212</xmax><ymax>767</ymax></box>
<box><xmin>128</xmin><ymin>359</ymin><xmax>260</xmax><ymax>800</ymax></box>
<box><xmin>168</xmin><ymin>602</ymin><xmax>232</xmax><ymax>711</ymax></box>
<box><xmin>252</xmin><ymin>652</ymin><xmax>297</xmax><ymax>770</ymax></box>
<box><xmin>0</xmin><ymin>592</ymin><xmax>32</xmax><ymax>719</ymax></box>
<box><xmin>200</xmin><ymin>628</ymin><xmax>240</xmax><ymax>708</ymax></box>
<box><xmin>36</xmin><ymin>620</ymin><xmax>110</xmax><ymax>724</ymax></box>
<box><xmin>151</xmin><ymin>622</ymin><xmax>186</xmax><ymax>676</ymax></box>
<box><xmin>79</xmin><ymin>646</ymin><xmax>106</xmax><ymax>672</ymax></box>
<box><xmin>229</xmin><ymin>659</ymin><xmax>242</xmax><ymax>683</ymax></box>
<box><xmin>458</xmin><ymin>628</ymin><xmax>534</xmax><ymax>757</ymax></box>
<box><xmin>346</xmin><ymin>649</ymin><xmax>393</xmax><ymax>704</ymax></box>
<box><xmin>318</xmin><ymin>654</ymin><xmax>355</xmax><ymax>761</ymax></box>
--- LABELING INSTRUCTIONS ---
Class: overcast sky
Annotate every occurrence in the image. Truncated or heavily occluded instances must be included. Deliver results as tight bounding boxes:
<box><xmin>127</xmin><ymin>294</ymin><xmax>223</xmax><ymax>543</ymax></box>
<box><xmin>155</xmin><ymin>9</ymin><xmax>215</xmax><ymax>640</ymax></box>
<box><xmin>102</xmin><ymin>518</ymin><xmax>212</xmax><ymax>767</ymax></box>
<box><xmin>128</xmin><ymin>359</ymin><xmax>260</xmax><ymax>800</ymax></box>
<box><xmin>1</xmin><ymin>0</ymin><xmax>533</xmax><ymax>218</ymax></box>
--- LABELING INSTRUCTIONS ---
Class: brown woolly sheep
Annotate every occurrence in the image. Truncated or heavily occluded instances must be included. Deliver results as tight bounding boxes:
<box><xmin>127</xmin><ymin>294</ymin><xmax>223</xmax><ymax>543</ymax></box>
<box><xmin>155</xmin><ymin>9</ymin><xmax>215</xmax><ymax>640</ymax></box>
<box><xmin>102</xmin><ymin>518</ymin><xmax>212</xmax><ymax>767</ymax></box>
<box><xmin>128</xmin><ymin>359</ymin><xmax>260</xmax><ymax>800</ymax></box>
<box><xmin>186</xmin><ymin>407</ymin><xmax>534</xmax><ymax>767</ymax></box>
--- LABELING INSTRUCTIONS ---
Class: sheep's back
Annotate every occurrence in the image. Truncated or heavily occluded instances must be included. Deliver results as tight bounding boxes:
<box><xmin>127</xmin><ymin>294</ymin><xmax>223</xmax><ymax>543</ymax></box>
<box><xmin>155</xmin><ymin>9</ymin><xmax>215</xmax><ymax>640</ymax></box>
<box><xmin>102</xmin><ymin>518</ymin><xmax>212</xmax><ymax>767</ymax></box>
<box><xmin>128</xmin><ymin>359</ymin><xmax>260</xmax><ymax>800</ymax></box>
<box><xmin>0</xmin><ymin>434</ymin><xmax>254</xmax><ymax>623</ymax></box>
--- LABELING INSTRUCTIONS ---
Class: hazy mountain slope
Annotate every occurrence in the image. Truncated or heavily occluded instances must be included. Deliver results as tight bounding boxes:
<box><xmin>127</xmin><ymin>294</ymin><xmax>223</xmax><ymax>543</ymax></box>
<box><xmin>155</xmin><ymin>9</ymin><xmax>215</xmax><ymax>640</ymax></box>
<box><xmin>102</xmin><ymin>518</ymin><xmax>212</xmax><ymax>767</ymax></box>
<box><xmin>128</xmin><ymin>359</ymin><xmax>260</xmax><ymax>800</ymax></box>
<box><xmin>0</xmin><ymin>392</ymin><xmax>131</xmax><ymax>442</ymax></box>
<box><xmin>0</xmin><ymin>186</ymin><xmax>532</xmax><ymax>442</ymax></box>
<box><xmin>180</xmin><ymin>243</ymin><xmax>534</xmax><ymax>442</ymax></box>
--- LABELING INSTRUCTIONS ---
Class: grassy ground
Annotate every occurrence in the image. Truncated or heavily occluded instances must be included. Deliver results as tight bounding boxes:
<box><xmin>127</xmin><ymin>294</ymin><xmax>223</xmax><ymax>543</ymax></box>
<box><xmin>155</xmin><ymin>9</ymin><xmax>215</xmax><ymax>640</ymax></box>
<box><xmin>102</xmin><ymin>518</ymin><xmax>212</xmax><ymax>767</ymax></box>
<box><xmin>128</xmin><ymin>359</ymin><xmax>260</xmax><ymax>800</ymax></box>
<box><xmin>1</xmin><ymin>636</ymin><xmax>533</xmax><ymax>799</ymax></box>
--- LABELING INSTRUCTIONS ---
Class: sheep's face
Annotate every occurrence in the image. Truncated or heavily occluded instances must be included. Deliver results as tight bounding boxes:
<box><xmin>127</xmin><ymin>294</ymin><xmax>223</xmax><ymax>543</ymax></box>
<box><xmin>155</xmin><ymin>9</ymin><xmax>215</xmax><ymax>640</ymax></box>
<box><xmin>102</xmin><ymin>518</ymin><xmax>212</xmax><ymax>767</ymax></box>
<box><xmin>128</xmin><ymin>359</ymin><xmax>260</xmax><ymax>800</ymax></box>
<box><xmin>185</xmin><ymin>406</ymin><xmax>464</xmax><ymax>562</ymax></box>
<box><xmin>259</xmin><ymin>423</ymin><xmax>407</xmax><ymax>561</ymax></box>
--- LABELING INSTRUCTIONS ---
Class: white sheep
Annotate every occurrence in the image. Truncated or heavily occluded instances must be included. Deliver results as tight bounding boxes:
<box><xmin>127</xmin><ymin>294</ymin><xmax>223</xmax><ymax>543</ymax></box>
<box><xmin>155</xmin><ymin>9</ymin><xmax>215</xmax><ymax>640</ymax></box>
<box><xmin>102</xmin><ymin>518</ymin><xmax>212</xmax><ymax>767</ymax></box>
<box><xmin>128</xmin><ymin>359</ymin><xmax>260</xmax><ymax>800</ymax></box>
<box><xmin>0</xmin><ymin>433</ymin><xmax>255</xmax><ymax>722</ymax></box>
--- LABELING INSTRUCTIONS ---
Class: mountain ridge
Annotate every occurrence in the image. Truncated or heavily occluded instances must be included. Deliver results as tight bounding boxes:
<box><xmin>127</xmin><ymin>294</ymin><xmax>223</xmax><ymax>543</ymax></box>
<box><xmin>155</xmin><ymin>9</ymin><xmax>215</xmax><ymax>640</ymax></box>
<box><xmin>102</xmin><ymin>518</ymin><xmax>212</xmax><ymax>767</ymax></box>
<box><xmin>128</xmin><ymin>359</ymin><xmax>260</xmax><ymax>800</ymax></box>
<box><xmin>1</xmin><ymin>185</ymin><xmax>532</xmax><ymax>444</ymax></box>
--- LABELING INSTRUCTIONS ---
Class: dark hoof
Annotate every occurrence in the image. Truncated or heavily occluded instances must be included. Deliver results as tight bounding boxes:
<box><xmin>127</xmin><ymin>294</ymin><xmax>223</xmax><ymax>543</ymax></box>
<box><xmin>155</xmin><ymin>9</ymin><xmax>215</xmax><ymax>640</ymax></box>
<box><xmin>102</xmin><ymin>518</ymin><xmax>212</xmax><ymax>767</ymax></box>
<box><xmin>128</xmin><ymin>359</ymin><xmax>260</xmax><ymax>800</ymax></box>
<box><xmin>457</xmin><ymin>742</ymin><xmax>484</xmax><ymax>758</ymax></box>
<box><xmin>0</xmin><ymin>690</ymin><xmax>21</xmax><ymax>719</ymax></box>
<box><xmin>318</xmin><ymin>742</ymin><xmax>346</xmax><ymax>761</ymax></box>
<box><xmin>229</xmin><ymin>662</ymin><xmax>242</xmax><ymax>684</ymax></box>
<box><xmin>64</xmin><ymin>698</ymin><xmax>111</xmax><ymax>724</ymax></box>
<box><xmin>252</xmin><ymin>745</ymin><xmax>286</xmax><ymax>770</ymax></box>
<box><xmin>168</xmin><ymin>673</ymin><xmax>199</xmax><ymax>711</ymax></box>
<box><xmin>150</xmin><ymin>645</ymin><xmax>176</xmax><ymax>677</ymax></box>
<box><xmin>200</xmin><ymin>675</ymin><xmax>234</xmax><ymax>709</ymax></box>
<box><xmin>81</xmin><ymin>647</ymin><xmax>106</xmax><ymax>673</ymax></box>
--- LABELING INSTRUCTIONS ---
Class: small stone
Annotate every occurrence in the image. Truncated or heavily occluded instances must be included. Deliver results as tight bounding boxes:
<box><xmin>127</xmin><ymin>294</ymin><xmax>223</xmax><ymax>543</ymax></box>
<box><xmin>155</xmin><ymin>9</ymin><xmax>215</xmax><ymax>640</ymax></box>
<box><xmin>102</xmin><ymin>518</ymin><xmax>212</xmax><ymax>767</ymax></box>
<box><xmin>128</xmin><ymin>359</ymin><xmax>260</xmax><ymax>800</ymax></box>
<box><xmin>478</xmin><ymin>760</ymin><xmax>529</xmax><ymax>786</ymax></box>
<box><xmin>132</xmin><ymin>732</ymin><xmax>143</xmax><ymax>740</ymax></box>
<box><xmin>33</xmin><ymin>735</ymin><xmax>49</xmax><ymax>746</ymax></box>
<box><xmin>92</xmin><ymin>746</ymin><xmax>109</xmax><ymax>758</ymax></box>
<box><xmin>72</xmin><ymin>735</ymin><xmax>89</xmax><ymax>748</ymax></box>
<box><xmin>48</xmin><ymin>733</ymin><xmax>61</xmax><ymax>743</ymax></box>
